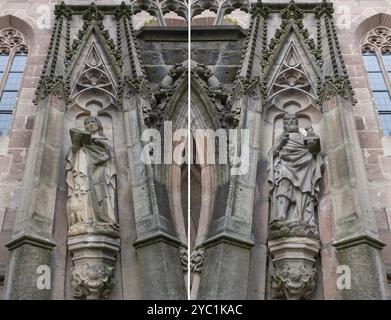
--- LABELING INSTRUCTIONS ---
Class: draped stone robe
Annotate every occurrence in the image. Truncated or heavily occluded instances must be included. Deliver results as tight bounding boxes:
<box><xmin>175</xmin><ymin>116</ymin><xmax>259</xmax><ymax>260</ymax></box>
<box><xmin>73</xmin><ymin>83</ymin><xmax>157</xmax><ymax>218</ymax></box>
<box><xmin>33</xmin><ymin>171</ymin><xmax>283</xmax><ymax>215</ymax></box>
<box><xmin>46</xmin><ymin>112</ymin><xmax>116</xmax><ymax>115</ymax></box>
<box><xmin>268</xmin><ymin>132</ymin><xmax>323</xmax><ymax>224</ymax></box>
<box><xmin>66</xmin><ymin>128</ymin><xmax>117</xmax><ymax>231</ymax></box>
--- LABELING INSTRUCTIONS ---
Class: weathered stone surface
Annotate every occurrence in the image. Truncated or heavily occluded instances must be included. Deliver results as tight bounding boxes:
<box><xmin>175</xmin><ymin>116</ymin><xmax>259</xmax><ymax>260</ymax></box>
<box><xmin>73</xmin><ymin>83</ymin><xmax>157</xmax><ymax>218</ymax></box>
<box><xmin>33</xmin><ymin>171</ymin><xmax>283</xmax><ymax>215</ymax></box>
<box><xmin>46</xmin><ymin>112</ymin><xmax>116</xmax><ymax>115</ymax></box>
<box><xmin>4</xmin><ymin>236</ymin><xmax>56</xmax><ymax>300</ymax></box>
<box><xmin>197</xmin><ymin>239</ymin><xmax>251</xmax><ymax>300</ymax></box>
<box><xmin>135</xmin><ymin>239</ymin><xmax>187</xmax><ymax>299</ymax></box>
<box><xmin>1</xmin><ymin>0</ymin><xmax>391</xmax><ymax>301</ymax></box>
<box><xmin>336</xmin><ymin>242</ymin><xmax>388</xmax><ymax>300</ymax></box>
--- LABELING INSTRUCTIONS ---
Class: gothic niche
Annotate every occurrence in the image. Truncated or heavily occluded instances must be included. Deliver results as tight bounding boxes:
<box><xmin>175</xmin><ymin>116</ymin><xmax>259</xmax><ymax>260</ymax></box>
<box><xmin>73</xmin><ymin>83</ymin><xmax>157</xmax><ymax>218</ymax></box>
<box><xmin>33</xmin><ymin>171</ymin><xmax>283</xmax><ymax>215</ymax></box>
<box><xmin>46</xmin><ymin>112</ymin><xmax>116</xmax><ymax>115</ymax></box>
<box><xmin>66</xmin><ymin>44</ymin><xmax>120</xmax><ymax>300</ymax></box>
<box><xmin>266</xmin><ymin>46</ymin><xmax>323</xmax><ymax>300</ymax></box>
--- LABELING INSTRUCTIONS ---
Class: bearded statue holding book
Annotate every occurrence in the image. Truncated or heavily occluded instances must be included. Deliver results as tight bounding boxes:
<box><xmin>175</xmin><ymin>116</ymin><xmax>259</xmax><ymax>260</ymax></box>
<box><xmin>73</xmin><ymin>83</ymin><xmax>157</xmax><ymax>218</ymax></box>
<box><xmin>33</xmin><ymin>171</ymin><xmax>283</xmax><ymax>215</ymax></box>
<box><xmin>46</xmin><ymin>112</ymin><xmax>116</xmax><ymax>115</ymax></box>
<box><xmin>268</xmin><ymin>114</ymin><xmax>323</xmax><ymax>238</ymax></box>
<box><xmin>66</xmin><ymin>116</ymin><xmax>119</xmax><ymax>237</ymax></box>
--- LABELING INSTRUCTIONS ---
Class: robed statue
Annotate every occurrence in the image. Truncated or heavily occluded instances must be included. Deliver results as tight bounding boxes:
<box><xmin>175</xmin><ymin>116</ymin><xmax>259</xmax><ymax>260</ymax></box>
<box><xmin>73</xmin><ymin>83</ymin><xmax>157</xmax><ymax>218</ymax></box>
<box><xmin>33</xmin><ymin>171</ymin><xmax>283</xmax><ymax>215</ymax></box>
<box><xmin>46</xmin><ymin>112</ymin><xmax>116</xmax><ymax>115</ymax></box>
<box><xmin>268</xmin><ymin>114</ymin><xmax>323</xmax><ymax>226</ymax></box>
<box><xmin>66</xmin><ymin>116</ymin><xmax>119</xmax><ymax>236</ymax></box>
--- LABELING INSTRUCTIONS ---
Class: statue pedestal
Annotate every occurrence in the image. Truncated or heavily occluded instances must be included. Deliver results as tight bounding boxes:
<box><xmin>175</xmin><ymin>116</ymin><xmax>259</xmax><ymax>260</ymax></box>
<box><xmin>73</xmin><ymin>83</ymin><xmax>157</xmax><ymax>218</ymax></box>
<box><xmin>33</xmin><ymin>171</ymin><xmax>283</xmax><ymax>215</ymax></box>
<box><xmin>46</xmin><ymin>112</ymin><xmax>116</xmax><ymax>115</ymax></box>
<box><xmin>67</xmin><ymin>234</ymin><xmax>120</xmax><ymax>300</ymax></box>
<box><xmin>268</xmin><ymin>237</ymin><xmax>320</xmax><ymax>300</ymax></box>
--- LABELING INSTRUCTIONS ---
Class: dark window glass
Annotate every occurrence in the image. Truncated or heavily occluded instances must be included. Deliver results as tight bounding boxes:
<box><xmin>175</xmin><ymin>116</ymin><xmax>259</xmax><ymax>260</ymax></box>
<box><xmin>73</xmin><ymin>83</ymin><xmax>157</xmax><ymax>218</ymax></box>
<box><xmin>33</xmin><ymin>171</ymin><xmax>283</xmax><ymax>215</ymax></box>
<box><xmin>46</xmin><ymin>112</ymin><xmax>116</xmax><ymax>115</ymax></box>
<box><xmin>368</xmin><ymin>72</ymin><xmax>388</xmax><ymax>91</ymax></box>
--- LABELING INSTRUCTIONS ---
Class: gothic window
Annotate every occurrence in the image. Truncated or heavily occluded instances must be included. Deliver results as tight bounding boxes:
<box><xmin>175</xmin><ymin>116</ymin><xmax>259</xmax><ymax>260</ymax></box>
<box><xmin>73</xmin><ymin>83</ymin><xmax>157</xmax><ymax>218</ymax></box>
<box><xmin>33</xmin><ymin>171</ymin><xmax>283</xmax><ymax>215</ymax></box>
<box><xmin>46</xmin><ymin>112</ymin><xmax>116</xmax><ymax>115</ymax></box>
<box><xmin>361</xmin><ymin>27</ymin><xmax>391</xmax><ymax>136</ymax></box>
<box><xmin>0</xmin><ymin>28</ymin><xmax>28</xmax><ymax>136</ymax></box>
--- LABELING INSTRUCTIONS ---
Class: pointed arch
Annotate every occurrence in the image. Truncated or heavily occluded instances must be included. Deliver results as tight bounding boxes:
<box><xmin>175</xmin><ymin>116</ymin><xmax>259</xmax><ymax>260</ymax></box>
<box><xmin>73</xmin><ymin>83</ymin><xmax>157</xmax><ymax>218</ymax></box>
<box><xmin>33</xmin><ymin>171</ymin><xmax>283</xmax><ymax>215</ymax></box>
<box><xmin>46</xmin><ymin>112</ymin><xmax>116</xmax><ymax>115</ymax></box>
<box><xmin>359</xmin><ymin>23</ymin><xmax>391</xmax><ymax>136</ymax></box>
<box><xmin>355</xmin><ymin>13</ymin><xmax>391</xmax><ymax>42</ymax></box>
<box><xmin>265</xmin><ymin>24</ymin><xmax>321</xmax><ymax>91</ymax></box>
<box><xmin>264</xmin><ymin>30</ymin><xmax>322</xmax><ymax>131</ymax></box>
<box><xmin>68</xmin><ymin>24</ymin><xmax>121</xmax><ymax>80</ymax></box>
<box><xmin>190</xmin><ymin>78</ymin><xmax>221</xmax><ymax>131</ymax></box>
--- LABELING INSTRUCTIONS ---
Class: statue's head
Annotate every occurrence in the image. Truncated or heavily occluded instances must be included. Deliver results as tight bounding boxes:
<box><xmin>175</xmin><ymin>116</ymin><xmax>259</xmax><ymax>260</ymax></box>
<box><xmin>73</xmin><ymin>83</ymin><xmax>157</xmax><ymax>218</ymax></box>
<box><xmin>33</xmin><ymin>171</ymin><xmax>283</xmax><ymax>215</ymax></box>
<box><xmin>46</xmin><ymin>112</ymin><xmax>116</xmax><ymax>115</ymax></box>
<box><xmin>84</xmin><ymin>116</ymin><xmax>103</xmax><ymax>135</ymax></box>
<box><xmin>283</xmin><ymin>113</ymin><xmax>299</xmax><ymax>133</ymax></box>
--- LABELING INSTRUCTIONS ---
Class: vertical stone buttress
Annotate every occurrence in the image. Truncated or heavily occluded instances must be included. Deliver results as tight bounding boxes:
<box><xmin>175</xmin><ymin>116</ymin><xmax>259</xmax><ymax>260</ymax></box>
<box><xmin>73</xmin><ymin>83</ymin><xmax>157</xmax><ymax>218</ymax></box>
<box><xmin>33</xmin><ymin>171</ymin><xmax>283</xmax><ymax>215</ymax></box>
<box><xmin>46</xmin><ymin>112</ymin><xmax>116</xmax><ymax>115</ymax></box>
<box><xmin>4</xmin><ymin>3</ymin><xmax>71</xmax><ymax>299</ymax></box>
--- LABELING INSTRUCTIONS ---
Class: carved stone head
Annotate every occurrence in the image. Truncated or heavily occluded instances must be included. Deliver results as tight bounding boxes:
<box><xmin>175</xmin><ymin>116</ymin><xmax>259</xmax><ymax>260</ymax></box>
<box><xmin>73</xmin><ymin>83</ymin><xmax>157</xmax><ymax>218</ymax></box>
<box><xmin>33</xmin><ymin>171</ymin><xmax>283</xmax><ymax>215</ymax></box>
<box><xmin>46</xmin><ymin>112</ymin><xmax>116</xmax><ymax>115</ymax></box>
<box><xmin>84</xmin><ymin>116</ymin><xmax>103</xmax><ymax>135</ymax></box>
<box><xmin>283</xmin><ymin>113</ymin><xmax>299</xmax><ymax>133</ymax></box>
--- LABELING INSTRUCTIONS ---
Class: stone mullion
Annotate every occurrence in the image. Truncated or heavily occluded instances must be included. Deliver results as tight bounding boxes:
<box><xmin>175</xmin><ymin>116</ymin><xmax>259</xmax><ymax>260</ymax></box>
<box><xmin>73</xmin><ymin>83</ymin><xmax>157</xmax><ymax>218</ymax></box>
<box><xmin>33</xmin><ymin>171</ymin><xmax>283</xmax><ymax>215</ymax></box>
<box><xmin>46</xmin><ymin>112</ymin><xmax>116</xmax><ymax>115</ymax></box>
<box><xmin>375</xmin><ymin>50</ymin><xmax>391</xmax><ymax>96</ymax></box>
<box><xmin>214</xmin><ymin>4</ymin><xmax>225</xmax><ymax>26</ymax></box>
<box><xmin>0</xmin><ymin>48</ymin><xmax>15</xmax><ymax>94</ymax></box>
<box><xmin>156</xmin><ymin>5</ymin><xmax>167</xmax><ymax>27</ymax></box>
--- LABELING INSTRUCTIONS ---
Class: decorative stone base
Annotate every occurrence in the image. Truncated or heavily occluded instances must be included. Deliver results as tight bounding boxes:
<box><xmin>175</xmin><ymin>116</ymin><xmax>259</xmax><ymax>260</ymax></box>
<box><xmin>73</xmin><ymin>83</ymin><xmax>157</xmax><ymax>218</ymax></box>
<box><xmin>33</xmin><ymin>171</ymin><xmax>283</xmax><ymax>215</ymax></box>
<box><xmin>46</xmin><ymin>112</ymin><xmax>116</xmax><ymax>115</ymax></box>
<box><xmin>68</xmin><ymin>234</ymin><xmax>120</xmax><ymax>300</ymax></box>
<box><xmin>68</xmin><ymin>221</ymin><xmax>120</xmax><ymax>238</ymax></box>
<box><xmin>269</xmin><ymin>220</ymin><xmax>319</xmax><ymax>240</ymax></box>
<box><xmin>268</xmin><ymin>237</ymin><xmax>320</xmax><ymax>300</ymax></box>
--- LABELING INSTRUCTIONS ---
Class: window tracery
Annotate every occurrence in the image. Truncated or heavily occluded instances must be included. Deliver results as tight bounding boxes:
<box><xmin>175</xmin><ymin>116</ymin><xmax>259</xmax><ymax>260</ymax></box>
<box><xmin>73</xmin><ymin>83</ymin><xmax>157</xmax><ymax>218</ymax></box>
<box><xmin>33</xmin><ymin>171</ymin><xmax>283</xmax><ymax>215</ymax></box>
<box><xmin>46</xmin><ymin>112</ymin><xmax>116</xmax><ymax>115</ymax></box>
<box><xmin>0</xmin><ymin>28</ymin><xmax>29</xmax><ymax>136</ymax></box>
<box><xmin>361</xmin><ymin>26</ymin><xmax>391</xmax><ymax>136</ymax></box>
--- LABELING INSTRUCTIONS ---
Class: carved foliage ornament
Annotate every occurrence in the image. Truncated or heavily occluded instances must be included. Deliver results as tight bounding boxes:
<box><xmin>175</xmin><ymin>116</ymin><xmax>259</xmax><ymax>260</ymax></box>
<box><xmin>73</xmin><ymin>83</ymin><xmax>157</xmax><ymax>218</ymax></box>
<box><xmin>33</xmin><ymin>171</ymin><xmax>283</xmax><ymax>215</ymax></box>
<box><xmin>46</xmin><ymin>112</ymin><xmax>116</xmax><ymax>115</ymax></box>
<box><xmin>178</xmin><ymin>247</ymin><xmax>206</xmax><ymax>273</ymax></box>
<box><xmin>271</xmin><ymin>263</ymin><xmax>317</xmax><ymax>300</ymax></box>
<box><xmin>71</xmin><ymin>263</ymin><xmax>115</xmax><ymax>300</ymax></box>
<box><xmin>250</xmin><ymin>0</ymin><xmax>270</xmax><ymax>18</ymax></box>
<box><xmin>190</xmin><ymin>248</ymin><xmax>205</xmax><ymax>273</ymax></box>
<box><xmin>263</xmin><ymin>0</ymin><xmax>319</xmax><ymax>69</ymax></box>
<box><xmin>191</xmin><ymin>63</ymin><xmax>232</xmax><ymax>127</ymax></box>
<box><xmin>66</xmin><ymin>4</ymin><xmax>120</xmax><ymax>70</ymax></box>
<box><xmin>179</xmin><ymin>247</ymin><xmax>188</xmax><ymax>271</ymax></box>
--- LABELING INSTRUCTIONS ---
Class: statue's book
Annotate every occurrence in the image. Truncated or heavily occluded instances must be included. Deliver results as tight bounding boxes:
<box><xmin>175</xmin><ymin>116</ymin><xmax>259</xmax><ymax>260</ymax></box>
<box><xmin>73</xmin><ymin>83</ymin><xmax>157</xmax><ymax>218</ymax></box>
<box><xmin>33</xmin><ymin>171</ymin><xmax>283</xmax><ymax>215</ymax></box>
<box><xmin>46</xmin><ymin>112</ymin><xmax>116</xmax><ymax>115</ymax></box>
<box><xmin>70</xmin><ymin>128</ymin><xmax>92</xmax><ymax>146</ymax></box>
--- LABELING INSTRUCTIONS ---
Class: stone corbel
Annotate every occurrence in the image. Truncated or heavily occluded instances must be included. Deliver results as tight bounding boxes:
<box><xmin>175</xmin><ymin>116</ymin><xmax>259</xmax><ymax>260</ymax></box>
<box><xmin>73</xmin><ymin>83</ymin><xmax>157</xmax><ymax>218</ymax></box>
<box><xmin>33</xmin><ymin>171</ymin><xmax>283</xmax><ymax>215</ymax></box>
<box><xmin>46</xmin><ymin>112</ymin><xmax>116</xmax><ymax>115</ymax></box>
<box><xmin>268</xmin><ymin>236</ymin><xmax>320</xmax><ymax>300</ymax></box>
<box><xmin>68</xmin><ymin>234</ymin><xmax>120</xmax><ymax>300</ymax></box>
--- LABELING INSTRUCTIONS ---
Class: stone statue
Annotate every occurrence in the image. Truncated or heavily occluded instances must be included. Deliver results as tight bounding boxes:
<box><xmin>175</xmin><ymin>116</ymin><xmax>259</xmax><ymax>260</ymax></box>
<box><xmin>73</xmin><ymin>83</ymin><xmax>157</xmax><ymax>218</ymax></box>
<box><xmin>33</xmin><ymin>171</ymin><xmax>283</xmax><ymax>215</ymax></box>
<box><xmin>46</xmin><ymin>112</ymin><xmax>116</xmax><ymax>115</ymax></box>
<box><xmin>268</xmin><ymin>113</ymin><xmax>323</xmax><ymax>227</ymax></box>
<box><xmin>66</xmin><ymin>116</ymin><xmax>119</xmax><ymax>237</ymax></box>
